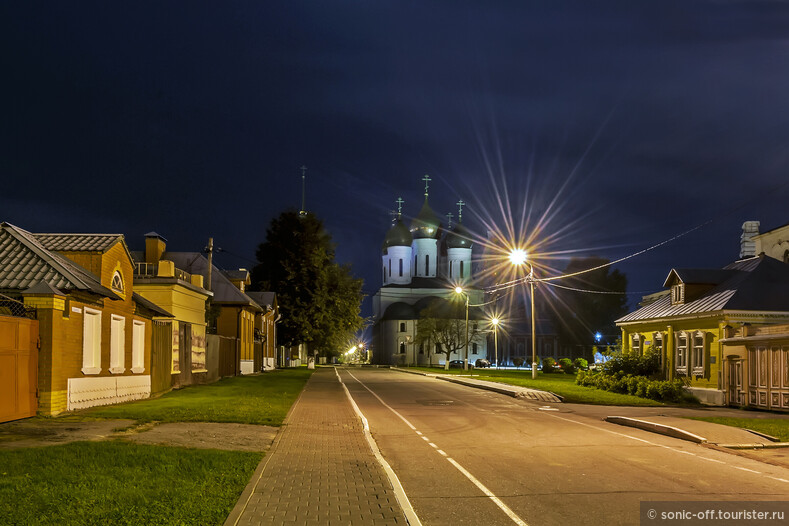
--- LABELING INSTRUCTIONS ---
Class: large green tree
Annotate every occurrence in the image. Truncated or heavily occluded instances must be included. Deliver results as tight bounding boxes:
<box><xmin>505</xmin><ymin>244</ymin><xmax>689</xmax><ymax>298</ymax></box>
<box><xmin>545</xmin><ymin>257</ymin><xmax>628</xmax><ymax>351</ymax></box>
<box><xmin>251</xmin><ymin>210</ymin><xmax>364</xmax><ymax>358</ymax></box>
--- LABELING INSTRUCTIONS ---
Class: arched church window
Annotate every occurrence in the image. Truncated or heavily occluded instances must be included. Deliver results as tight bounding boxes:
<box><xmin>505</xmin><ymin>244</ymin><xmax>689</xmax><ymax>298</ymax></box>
<box><xmin>399</xmin><ymin>322</ymin><xmax>406</xmax><ymax>332</ymax></box>
<box><xmin>399</xmin><ymin>259</ymin><xmax>403</xmax><ymax>277</ymax></box>
<box><xmin>425</xmin><ymin>255</ymin><xmax>429</xmax><ymax>276</ymax></box>
<box><xmin>399</xmin><ymin>342</ymin><xmax>406</xmax><ymax>354</ymax></box>
<box><xmin>388</xmin><ymin>259</ymin><xmax>392</xmax><ymax>277</ymax></box>
<box><xmin>460</xmin><ymin>260</ymin><xmax>464</xmax><ymax>278</ymax></box>
<box><xmin>449</xmin><ymin>261</ymin><xmax>453</xmax><ymax>278</ymax></box>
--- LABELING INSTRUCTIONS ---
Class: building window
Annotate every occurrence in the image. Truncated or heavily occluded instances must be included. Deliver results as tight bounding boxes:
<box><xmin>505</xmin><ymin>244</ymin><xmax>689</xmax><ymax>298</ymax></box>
<box><xmin>414</xmin><ymin>254</ymin><xmax>417</xmax><ymax>275</ymax></box>
<box><xmin>399</xmin><ymin>322</ymin><xmax>406</xmax><ymax>332</ymax></box>
<box><xmin>653</xmin><ymin>332</ymin><xmax>664</xmax><ymax>366</ymax></box>
<box><xmin>691</xmin><ymin>331</ymin><xmax>705</xmax><ymax>376</ymax></box>
<box><xmin>472</xmin><ymin>342</ymin><xmax>478</xmax><ymax>354</ymax></box>
<box><xmin>399</xmin><ymin>342</ymin><xmax>406</xmax><ymax>354</ymax></box>
<box><xmin>631</xmin><ymin>334</ymin><xmax>641</xmax><ymax>355</ymax></box>
<box><xmin>132</xmin><ymin>320</ymin><xmax>145</xmax><ymax>373</ymax></box>
<box><xmin>82</xmin><ymin>308</ymin><xmax>102</xmax><ymax>374</ymax></box>
<box><xmin>110</xmin><ymin>315</ymin><xmax>126</xmax><ymax>374</ymax></box>
<box><xmin>388</xmin><ymin>259</ymin><xmax>392</xmax><ymax>277</ymax></box>
<box><xmin>671</xmin><ymin>284</ymin><xmax>685</xmax><ymax>304</ymax></box>
<box><xmin>449</xmin><ymin>261</ymin><xmax>453</xmax><ymax>278</ymax></box>
<box><xmin>399</xmin><ymin>258</ymin><xmax>403</xmax><ymax>277</ymax></box>
<box><xmin>460</xmin><ymin>260</ymin><xmax>465</xmax><ymax>278</ymax></box>
<box><xmin>435</xmin><ymin>343</ymin><xmax>442</xmax><ymax>353</ymax></box>
<box><xmin>425</xmin><ymin>254</ymin><xmax>429</xmax><ymax>276</ymax></box>
<box><xmin>676</xmin><ymin>332</ymin><xmax>688</xmax><ymax>374</ymax></box>
<box><xmin>419</xmin><ymin>343</ymin><xmax>424</xmax><ymax>354</ymax></box>
<box><xmin>111</xmin><ymin>270</ymin><xmax>124</xmax><ymax>294</ymax></box>
<box><xmin>382</xmin><ymin>266</ymin><xmax>386</xmax><ymax>283</ymax></box>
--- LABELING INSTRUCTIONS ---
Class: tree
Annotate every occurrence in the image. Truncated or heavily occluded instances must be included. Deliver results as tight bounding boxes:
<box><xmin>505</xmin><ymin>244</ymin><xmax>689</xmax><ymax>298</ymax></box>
<box><xmin>414</xmin><ymin>300</ymin><xmax>482</xmax><ymax>370</ymax></box>
<box><xmin>546</xmin><ymin>257</ymin><xmax>628</xmax><ymax>356</ymax></box>
<box><xmin>251</xmin><ymin>210</ymin><xmax>365</xmax><ymax>358</ymax></box>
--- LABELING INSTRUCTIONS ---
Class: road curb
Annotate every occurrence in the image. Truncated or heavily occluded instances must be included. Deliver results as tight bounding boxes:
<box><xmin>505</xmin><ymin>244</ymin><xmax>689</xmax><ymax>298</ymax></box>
<box><xmin>604</xmin><ymin>416</ymin><xmax>708</xmax><ymax>444</ymax></box>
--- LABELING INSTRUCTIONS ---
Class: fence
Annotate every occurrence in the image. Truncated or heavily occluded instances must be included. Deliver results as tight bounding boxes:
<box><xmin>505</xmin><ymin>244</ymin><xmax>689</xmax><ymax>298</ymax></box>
<box><xmin>0</xmin><ymin>293</ymin><xmax>36</xmax><ymax>319</ymax></box>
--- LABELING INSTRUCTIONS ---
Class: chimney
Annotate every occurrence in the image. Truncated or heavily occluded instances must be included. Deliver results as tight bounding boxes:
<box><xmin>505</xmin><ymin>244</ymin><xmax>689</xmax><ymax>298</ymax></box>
<box><xmin>144</xmin><ymin>232</ymin><xmax>167</xmax><ymax>264</ymax></box>
<box><xmin>740</xmin><ymin>221</ymin><xmax>760</xmax><ymax>259</ymax></box>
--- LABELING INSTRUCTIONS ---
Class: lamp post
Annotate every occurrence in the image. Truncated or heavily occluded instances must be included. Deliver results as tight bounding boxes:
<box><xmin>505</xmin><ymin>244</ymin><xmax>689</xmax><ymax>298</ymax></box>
<box><xmin>454</xmin><ymin>286</ymin><xmax>470</xmax><ymax>371</ymax></box>
<box><xmin>510</xmin><ymin>249</ymin><xmax>538</xmax><ymax>379</ymax></box>
<box><xmin>491</xmin><ymin>317</ymin><xmax>499</xmax><ymax>370</ymax></box>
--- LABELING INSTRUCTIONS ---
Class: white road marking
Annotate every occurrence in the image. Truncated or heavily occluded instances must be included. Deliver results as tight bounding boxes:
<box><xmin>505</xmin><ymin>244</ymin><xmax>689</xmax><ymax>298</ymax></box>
<box><xmin>544</xmin><ymin>412</ymin><xmax>786</xmax><ymax>481</ymax></box>
<box><xmin>770</xmin><ymin>477</ymin><xmax>789</xmax><ymax>483</ymax></box>
<box><xmin>437</xmin><ymin>450</ymin><xmax>448</xmax><ymax>457</ymax></box>
<box><xmin>345</xmin><ymin>369</ymin><xmax>530</xmax><ymax>526</ymax></box>
<box><xmin>428</xmin><ymin>442</ymin><xmax>438</xmax><ymax>448</ymax></box>
<box><xmin>335</xmin><ymin>368</ymin><xmax>422</xmax><ymax>526</ymax></box>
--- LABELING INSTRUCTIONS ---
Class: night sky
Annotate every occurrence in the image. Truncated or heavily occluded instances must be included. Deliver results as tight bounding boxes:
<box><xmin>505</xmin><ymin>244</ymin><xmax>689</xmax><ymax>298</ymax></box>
<box><xmin>3</xmin><ymin>1</ymin><xmax>789</xmax><ymax>319</ymax></box>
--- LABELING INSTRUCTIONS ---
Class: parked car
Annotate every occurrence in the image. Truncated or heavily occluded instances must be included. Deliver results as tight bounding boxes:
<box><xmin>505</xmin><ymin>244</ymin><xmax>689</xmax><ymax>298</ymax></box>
<box><xmin>448</xmin><ymin>360</ymin><xmax>473</xmax><ymax>369</ymax></box>
<box><xmin>474</xmin><ymin>359</ymin><xmax>491</xmax><ymax>368</ymax></box>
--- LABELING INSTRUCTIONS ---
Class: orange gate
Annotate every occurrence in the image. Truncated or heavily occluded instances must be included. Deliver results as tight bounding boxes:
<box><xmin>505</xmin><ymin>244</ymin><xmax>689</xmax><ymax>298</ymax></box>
<box><xmin>0</xmin><ymin>314</ymin><xmax>39</xmax><ymax>423</ymax></box>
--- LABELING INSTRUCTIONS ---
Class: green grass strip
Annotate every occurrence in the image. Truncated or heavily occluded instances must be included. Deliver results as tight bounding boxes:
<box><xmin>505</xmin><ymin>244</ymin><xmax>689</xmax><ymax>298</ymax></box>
<box><xmin>405</xmin><ymin>367</ymin><xmax>663</xmax><ymax>406</ymax></box>
<box><xmin>0</xmin><ymin>441</ymin><xmax>261</xmax><ymax>525</ymax></box>
<box><xmin>77</xmin><ymin>368</ymin><xmax>313</xmax><ymax>425</ymax></box>
<box><xmin>685</xmin><ymin>417</ymin><xmax>789</xmax><ymax>442</ymax></box>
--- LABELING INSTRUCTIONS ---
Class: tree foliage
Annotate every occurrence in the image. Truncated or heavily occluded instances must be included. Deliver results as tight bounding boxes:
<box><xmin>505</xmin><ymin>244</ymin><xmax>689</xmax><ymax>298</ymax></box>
<box><xmin>414</xmin><ymin>301</ymin><xmax>482</xmax><ymax>370</ymax></box>
<box><xmin>251</xmin><ymin>210</ymin><xmax>364</xmax><ymax>357</ymax></box>
<box><xmin>546</xmin><ymin>257</ymin><xmax>628</xmax><ymax>349</ymax></box>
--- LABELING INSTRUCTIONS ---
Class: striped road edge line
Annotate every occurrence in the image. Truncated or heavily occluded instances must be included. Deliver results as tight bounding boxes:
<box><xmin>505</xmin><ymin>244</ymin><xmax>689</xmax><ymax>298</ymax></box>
<box><xmin>335</xmin><ymin>368</ymin><xmax>423</xmax><ymax>526</ymax></box>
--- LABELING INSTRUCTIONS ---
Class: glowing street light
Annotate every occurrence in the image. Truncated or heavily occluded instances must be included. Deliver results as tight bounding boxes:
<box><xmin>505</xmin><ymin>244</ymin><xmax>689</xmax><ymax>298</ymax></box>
<box><xmin>454</xmin><ymin>286</ymin><xmax>470</xmax><ymax>371</ymax></box>
<box><xmin>510</xmin><ymin>248</ymin><xmax>538</xmax><ymax>379</ymax></box>
<box><xmin>490</xmin><ymin>317</ymin><xmax>500</xmax><ymax>370</ymax></box>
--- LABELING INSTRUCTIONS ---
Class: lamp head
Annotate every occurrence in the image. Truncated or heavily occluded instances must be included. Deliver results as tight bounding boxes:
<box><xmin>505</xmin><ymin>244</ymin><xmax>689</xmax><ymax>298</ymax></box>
<box><xmin>491</xmin><ymin>317</ymin><xmax>500</xmax><ymax>326</ymax></box>
<box><xmin>509</xmin><ymin>248</ymin><xmax>527</xmax><ymax>266</ymax></box>
<box><xmin>454</xmin><ymin>286</ymin><xmax>464</xmax><ymax>294</ymax></box>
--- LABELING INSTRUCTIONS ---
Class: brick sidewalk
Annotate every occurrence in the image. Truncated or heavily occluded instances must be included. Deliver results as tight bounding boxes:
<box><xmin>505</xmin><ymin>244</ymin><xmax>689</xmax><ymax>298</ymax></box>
<box><xmin>225</xmin><ymin>367</ymin><xmax>406</xmax><ymax>525</ymax></box>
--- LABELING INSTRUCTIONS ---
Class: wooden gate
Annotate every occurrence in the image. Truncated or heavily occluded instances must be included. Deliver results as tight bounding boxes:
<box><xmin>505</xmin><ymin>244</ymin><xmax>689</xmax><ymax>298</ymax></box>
<box><xmin>150</xmin><ymin>320</ymin><xmax>173</xmax><ymax>397</ymax></box>
<box><xmin>0</xmin><ymin>314</ymin><xmax>39</xmax><ymax>423</ymax></box>
<box><xmin>748</xmin><ymin>345</ymin><xmax>789</xmax><ymax>411</ymax></box>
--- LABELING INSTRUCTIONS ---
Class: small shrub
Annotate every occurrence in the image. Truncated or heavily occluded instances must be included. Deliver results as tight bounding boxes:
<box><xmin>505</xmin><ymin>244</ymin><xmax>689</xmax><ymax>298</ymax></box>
<box><xmin>558</xmin><ymin>358</ymin><xmax>574</xmax><ymax>374</ymax></box>
<box><xmin>512</xmin><ymin>357</ymin><xmax>524</xmax><ymax>369</ymax></box>
<box><xmin>573</xmin><ymin>358</ymin><xmax>588</xmax><ymax>371</ymax></box>
<box><xmin>542</xmin><ymin>357</ymin><xmax>557</xmax><ymax>373</ymax></box>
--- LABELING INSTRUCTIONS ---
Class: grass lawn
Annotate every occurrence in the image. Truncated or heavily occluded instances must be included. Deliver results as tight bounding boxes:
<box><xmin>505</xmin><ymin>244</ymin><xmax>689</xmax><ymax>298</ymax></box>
<box><xmin>405</xmin><ymin>367</ymin><xmax>663</xmax><ymax>406</ymax></box>
<box><xmin>75</xmin><ymin>368</ymin><xmax>313</xmax><ymax>425</ymax></box>
<box><xmin>685</xmin><ymin>417</ymin><xmax>789</xmax><ymax>442</ymax></box>
<box><xmin>0</xmin><ymin>441</ymin><xmax>261</xmax><ymax>526</ymax></box>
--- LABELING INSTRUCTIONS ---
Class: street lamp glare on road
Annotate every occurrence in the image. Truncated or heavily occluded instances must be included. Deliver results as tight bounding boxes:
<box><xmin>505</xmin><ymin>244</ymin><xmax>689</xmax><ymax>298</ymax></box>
<box><xmin>510</xmin><ymin>248</ymin><xmax>538</xmax><ymax>379</ymax></box>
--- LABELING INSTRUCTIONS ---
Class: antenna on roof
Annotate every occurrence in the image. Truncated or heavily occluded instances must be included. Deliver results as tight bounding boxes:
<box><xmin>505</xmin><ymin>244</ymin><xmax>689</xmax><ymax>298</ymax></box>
<box><xmin>299</xmin><ymin>165</ymin><xmax>308</xmax><ymax>217</ymax></box>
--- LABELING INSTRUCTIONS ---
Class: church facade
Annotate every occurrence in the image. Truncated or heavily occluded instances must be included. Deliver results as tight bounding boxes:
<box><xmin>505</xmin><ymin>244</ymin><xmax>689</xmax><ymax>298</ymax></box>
<box><xmin>371</xmin><ymin>187</ymin><xmax>487</xmax><ymax>366</ymax></box>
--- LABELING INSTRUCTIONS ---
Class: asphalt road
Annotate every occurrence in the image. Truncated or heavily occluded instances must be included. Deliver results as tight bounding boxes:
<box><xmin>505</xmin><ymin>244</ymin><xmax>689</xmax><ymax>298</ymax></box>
<box><xmin>337</xmin><ymin>368</ymin><xmax>789</xmax><ymax>526</ymax></box>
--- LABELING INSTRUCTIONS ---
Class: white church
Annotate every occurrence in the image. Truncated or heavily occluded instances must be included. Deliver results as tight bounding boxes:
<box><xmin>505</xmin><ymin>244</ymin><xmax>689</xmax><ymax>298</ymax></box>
<box><xmin>371</xmin><ymin>179</ymin><xmax>487</xmax><ymax>366</ymax></box>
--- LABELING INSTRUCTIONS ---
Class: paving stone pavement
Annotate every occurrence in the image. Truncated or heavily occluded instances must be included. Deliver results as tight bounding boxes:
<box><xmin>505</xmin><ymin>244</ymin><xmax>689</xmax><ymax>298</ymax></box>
<box><xmin>225</xmin><ymin>367</ymin><xmax>406</xmax><ymax>526</ymax></box>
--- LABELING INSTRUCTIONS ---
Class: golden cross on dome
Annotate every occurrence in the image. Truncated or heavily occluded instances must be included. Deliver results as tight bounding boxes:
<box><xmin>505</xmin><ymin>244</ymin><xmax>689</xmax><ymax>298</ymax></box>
<box><xmin>395</xmin><ymin>197</ymin><xmax>404</xmax><ymax>217</ymax></box>
<box><xmin>422</xmin><ymin>174</ymin><xmax>432</xmax><ymax>197</ymax></box>
<box><xmin>456</xmin><ymin>199</ymin><xmax>465</xmax><ymax>222</ymax></box>
<box><xmin>446</xmin><ymin>212</ymin><xmax>454</xmax><ymax>229</ymax></box>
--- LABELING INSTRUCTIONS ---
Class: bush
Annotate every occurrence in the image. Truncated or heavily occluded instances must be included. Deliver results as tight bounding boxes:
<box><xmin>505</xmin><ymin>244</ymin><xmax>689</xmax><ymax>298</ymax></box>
<box><xmin>512</xmin><ymin>357</ymin><xmax>525</xmax><ymax>369</ymax></box>
<box><xmin>573</xmin><ymin>358</ymin><xmax>588</xmax><ymax>371</ymax></box>
<box><xmin>575</xmin><ymin>370</ymin><xmax>686</xmax><ymax>403</ymax></box>
<box><xmin>558</xmin><ymin>358</ymin><xmax>574</xmax><ymax>374</ymax></box>
<box><xmin>602</xmin><ymin>350</ymin><xmax>661</xmax><ymax>378</ymax></box>
<box><xmin>542</xmin><ymin>357</ymin><xmax>557</xmax><ymax>373</ymax></box>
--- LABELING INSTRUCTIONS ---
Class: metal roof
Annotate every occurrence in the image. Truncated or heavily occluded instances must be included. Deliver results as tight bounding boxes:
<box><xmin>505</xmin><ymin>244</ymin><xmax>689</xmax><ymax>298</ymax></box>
<box><xmin>35</xmin><ymin>233</ymin><xmax>124</xmax><ymax>252</ymax></box>
<box><xmin>618</xmin><ymin>256</ymin><xmax>789</xmax><ymax>324</ymax></box>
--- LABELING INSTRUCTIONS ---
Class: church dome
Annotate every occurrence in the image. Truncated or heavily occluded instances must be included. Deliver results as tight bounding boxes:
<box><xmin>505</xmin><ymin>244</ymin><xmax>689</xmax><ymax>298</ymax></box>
<box><xmin>446</xmin><ymin>222</ymin><xmax>473</xmax><ymax>249</ymax></box>
<box><xmin>410</xmin><ymin>199</ymin><xmax>441</xmax><ymax>239</ymax></box>
<box><xmin>384</xmin><ymin>219</ymin><xmax>413</xmax><ymax>248</ymax></box>
<box><xmin>382</xmin><ymin>302</ymin><xmax>417</xmax><ymax>320</ymax></box>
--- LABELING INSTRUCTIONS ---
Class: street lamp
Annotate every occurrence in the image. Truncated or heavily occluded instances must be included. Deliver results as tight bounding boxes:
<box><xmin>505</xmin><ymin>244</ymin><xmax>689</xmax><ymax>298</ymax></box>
<box><xmin>454</xmin><ymin>286</ymin><xmax>470</xmax><ymax>371</ymax></box>
<box><xmin>490</xmin><ymin>317</ymin><xmax>500</xmax><ymax>370</ymax></box>
<box><xmin>510</xmin><ymin>249</ymin><xmax>538</xmax><ymax>379</ymax></box>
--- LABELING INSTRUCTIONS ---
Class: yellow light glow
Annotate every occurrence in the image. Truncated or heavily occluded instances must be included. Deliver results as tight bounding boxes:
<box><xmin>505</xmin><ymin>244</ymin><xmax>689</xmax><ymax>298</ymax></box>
<box><xmin>454</xmin><ymin>286</ymin><xmax>463</xmax><ymax>294</ymax></box>
<box><xmin>491</xmin><ymin>317</ymin><xmax>499</xmax><ymax>326</ymax></box>
<box><xmin>509</xmin><ymin>248</ymin><xmax>527</xmax><ymax>266</ymax></box>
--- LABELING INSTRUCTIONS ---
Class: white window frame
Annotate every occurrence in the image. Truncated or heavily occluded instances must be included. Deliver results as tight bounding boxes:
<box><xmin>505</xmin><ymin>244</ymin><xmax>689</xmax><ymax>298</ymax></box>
<box><xmin>691</xmin><ymin>331</ymin><xmax>705</xmax><ymax>376</ymax></box>
<box><xmin>675</xmin><ymin>332</ymin><xmax>688</xmax><ymax>374</ymax></box>
<box><xmin>653</xmin><ymin>332</ymin><xmax>664</xmax><ymax>366</ymax></box>
<box><xmin>132</xmin><ymin>320</ymin><xmax>145</xmax><ymax>373</ymax></box>
<box><xmin>111</xmin><ymin>270</ymin><xmax>124</xmax><ymax>294</ymax></box>
<box><xmin>671</xmin><ymin>284</ymin><xmax>685</xmax><ymax>304</ymax></box>
<box><xmin>631</xmin><ymin>333</ymin><xmax>641</xmax><ymax>355</ymax></box>
<box><xmin>110</xmin><ymin>314</ymin><xmax>126</xmax><ymax>374</ymax></box>
<box><xmin>82</xmin><ymin>307</ymin><xmax>102</xmax><ymax>375</ymax></box>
